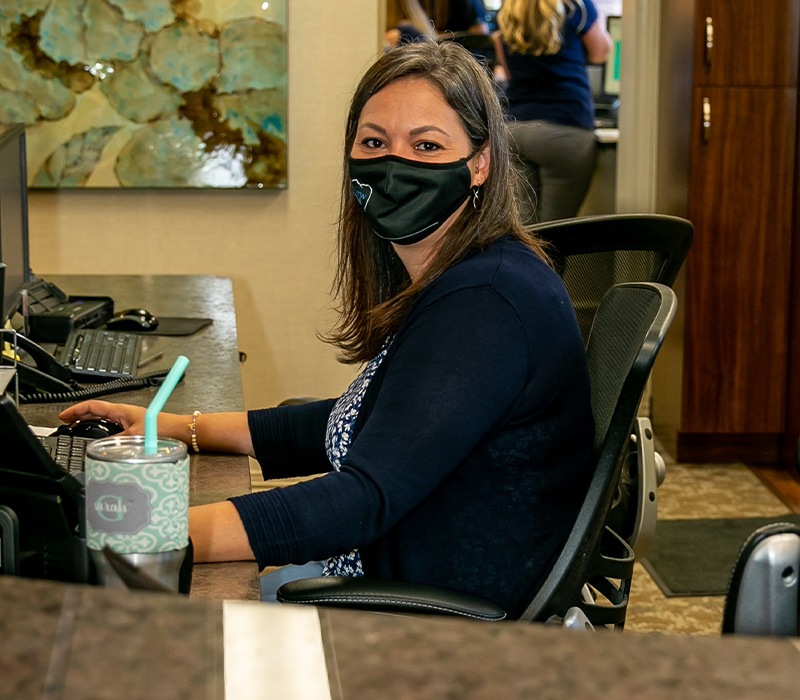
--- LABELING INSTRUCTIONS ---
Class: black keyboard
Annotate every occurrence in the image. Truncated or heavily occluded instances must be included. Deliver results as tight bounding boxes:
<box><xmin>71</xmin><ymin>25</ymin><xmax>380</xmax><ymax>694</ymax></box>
<box><xmin>60</xmin><ymin>328</ymin><xmax>142</xmax><ymax>380</ymax></box>
<box><xmin>37</xmin><ymin>433</ymin><xmax>91</xmax><ymax>475</ymax></box>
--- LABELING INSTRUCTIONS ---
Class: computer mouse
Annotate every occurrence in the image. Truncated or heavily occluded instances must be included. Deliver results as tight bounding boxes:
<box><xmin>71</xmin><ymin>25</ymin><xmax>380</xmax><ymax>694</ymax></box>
<box><xmin>106</xmin><ymin>308</ymin><xmax>159</xmax><ymax>332</ymax></box>
<box><xmin>53</xmin><ymin>418</ymin><xmax>125</xmax><ymax>439</ymax></box>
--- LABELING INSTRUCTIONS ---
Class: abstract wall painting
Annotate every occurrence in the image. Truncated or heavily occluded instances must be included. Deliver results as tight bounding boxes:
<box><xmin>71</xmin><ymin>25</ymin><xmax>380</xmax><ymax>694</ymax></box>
<box><xmin>0</xmin><ymin>1</ymin><xmax>287</xmax><ymax>189</ymax></box>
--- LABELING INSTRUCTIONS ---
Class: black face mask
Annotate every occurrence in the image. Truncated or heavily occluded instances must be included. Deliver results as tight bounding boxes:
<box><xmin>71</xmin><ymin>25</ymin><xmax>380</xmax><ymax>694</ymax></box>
<box><xmin>348</xmin><ymin>153</ymin><xmax>474</xmax><ymax>245</ymax></box>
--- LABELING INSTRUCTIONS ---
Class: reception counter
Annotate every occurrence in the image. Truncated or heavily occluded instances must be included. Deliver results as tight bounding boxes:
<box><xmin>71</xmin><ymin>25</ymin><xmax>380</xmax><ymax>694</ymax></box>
<box><xmin>2</xmin><ymin>575</ymin><xmax>800</xmax><ymax>699</ymax></box>
<box><xmin>5</xmin><ymin>275</ymin><xmax>800</xmax><ymax>698</ymax></box>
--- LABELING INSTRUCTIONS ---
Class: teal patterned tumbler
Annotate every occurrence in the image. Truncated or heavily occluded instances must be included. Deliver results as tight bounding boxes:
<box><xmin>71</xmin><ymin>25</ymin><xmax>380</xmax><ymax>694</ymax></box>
<box><xmin>85</xmin><ymin>435</ymin><xmax>189</xmax><ymax>590</ymax></box>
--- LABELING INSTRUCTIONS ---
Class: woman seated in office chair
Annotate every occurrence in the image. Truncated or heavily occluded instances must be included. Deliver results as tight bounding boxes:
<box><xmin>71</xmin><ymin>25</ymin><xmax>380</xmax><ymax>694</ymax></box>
<box><xmin>59</xmin><ymin>41</ymin><xmax>594</xmax><ymax>616</ymax></box>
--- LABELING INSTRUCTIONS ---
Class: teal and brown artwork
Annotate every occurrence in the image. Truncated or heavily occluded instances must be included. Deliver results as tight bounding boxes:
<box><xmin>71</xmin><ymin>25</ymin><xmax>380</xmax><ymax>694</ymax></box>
<box><xmin>0</xmin><ymin>0</ymin><xmax>287</xmax><ymax>189</ymax></box>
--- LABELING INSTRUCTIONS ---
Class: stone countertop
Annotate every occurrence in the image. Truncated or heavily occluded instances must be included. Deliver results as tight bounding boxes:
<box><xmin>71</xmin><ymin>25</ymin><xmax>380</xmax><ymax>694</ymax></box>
<box><xmin>321</xmin><ymin>607</ymin><xmax>800</xmax><ymax>699</ymax></box>
<box><xmin>2</xmin><ymin>576</ymin><xmax>800</xmax><ymax>699</ymax></box>
<box><xmin>1</xmin><ymin>577</ymin><xmax>223</xmax><ymax>699</ymax></box>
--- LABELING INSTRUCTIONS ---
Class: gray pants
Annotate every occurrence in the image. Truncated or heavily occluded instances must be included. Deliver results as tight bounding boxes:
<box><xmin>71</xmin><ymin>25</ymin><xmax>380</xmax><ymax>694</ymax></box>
<box><xmin>507</xmin><ymin>120</ymin><xmax>597</xmax><ymax>224</ymax></box>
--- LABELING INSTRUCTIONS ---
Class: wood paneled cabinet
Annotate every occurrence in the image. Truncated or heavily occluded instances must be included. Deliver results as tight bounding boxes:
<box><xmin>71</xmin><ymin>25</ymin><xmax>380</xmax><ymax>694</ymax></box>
<box><xmin>679</xmin><ymin>0</ymin><xmax>800</xmax><ymax>464</ymax></box>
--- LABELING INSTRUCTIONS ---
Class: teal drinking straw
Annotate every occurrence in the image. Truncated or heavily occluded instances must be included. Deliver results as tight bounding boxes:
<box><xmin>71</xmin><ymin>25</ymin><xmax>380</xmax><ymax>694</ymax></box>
<box><xmin>144</xmin><ymin>355</ymin><xmax>190</xmax><ymax>455</ymax></box>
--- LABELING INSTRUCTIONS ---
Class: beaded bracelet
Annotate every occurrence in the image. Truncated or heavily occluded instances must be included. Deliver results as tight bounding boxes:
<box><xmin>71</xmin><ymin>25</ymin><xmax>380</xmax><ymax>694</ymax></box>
<box><xmin>189</xmin><ymin>410</ymin><xmax>201</xmax><ymax>453</ymax></box>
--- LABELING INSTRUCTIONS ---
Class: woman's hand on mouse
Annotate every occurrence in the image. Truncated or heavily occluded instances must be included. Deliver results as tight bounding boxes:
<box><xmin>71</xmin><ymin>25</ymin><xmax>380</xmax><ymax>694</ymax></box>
<box><xmin>58</xmin><ymin>400</ymin><xmax>186</xmax><ymax>440</ymax></box>
<box><xmin>58</xmin><ymin>400</ymin><xmax>147</xmax><ymax>435</ymax></box>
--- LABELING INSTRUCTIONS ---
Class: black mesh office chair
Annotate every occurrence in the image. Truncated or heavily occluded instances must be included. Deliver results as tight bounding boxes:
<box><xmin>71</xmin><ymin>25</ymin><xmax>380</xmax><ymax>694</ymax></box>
<box><xmin>722</xmin><ymin>522</ymin><xmax>800</xmax><ymax>636</ymax></box>
<box><xmin>278</xmin><ymin>282</ymin><xmax>678</xmax><ymax>629</ymax></box>
<box><xmin>532</xmin><ymin>213</ymin><xmax>693</xmax><ymax>562</ymax></box>
<box><xmin>531</xmin><ymin>213</ymin><xmax>694</xmax><ymax>343</ymax></box>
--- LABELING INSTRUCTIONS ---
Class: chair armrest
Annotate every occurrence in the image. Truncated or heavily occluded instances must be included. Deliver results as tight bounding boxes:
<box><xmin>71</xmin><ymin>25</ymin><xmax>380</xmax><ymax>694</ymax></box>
<box><xmin>277</xmin><ymin>576</ymin><xmax>507</xmax><ymax>621</ymax></box>
<box><xmin>628</xmin><ymin>416</ymin><xmax>665</xmax><ymax>559</ymax></box>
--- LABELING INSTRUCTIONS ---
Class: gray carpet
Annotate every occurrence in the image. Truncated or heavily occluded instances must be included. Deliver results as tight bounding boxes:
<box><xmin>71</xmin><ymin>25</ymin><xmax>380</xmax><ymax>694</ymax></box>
<box><xmin>642</xmin><ymin>514</ymin><xmax>800</xmax><ymax>597</ymax></box>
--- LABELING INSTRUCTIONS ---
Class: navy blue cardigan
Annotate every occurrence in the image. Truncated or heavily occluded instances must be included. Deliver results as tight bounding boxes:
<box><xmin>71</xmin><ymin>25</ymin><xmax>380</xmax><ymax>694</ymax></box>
<box><xmin>231</xmin><ymin>237</ymin><xmax>594</xmax><ymax>616</ymax></box>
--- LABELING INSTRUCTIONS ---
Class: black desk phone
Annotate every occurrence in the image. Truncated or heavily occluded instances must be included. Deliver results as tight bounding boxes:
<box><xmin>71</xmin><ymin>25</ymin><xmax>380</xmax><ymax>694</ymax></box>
<box><xmin>4</xmin><ymin>333</ymin><xmax>75</xmax><ymax>393</ymax></box>
<box><xmin>1</xmin><ymin>333</ymin><xmax>170</xmax><ymax>403</ymax></box>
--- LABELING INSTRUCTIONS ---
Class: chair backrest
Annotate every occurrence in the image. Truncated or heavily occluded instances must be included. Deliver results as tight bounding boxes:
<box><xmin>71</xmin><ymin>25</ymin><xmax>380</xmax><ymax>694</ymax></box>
<box><xmin>531</xmin><ymin>214</ymin><xmax>693</xmax><ymax>343</ymax></box>
<box><xmin>722</xmin><ymin>522</ymin><xmax>800</xmax><ymax>636</ymax></box>
<box><xmin>537</xmin><ymin>213</ymin><xmax>692</xmax><ymax>569</ymax></box>
<box><xmin>518</xmin><ymin>282</ymin><xmax>677</xmax><ymax>628</ymax></box>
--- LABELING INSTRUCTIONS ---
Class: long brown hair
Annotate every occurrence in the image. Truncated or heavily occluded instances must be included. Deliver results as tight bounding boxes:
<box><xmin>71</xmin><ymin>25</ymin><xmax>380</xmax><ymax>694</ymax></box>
<box><xmin>326</xmin><ymin>41</ymin><xmax>548</xmax><ymax>364</ymax></box>
<box><xmin>499</xmin><ymin>0</ymin><xmax>588</xmax><ymax>56</ymax></box>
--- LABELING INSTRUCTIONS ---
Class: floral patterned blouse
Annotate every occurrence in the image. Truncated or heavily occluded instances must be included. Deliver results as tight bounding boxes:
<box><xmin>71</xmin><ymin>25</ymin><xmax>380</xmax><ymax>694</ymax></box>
<box><xmin>321</xmin><ymin>342</ymin><xmax>390</xmax><ymax>577</ymax></box>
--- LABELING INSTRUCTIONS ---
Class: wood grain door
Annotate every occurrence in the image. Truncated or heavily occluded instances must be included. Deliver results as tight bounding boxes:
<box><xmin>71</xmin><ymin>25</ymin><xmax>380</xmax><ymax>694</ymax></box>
<box><xmin>682</xmin><ymin>86</ymin><xmax>796</xmax><ymax>438</ymax></box>
<box><xmin>694</xmin><ymin>0</ymin><xmax>799</xmax><ymax>87</ymax></box>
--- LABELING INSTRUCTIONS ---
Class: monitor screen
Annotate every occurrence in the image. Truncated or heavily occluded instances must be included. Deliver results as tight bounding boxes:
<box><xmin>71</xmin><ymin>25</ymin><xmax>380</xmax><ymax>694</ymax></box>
<box><xmin>603</xmin><ymin>16</ymin><xmax>622</xmax><ymax>97</ymax></box>
<box><xmin>0</xmin><ymin>124</ymin><xmax>31</xmax><ymax>324</ymax></box>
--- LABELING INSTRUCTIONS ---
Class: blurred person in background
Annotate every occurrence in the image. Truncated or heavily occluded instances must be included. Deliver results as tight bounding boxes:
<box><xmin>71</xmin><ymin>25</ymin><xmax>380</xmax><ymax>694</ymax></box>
<box><xmin>495</xmin><ymin>0</ymin><xmax>611</xmax><ymax>222</ymax></box>
<box><xmin>385</xmin><ymin>0</ymin><xmax>437</xmax><ymax>47</ymax></box>
<box><xmin>421</xmin><ymin>0</ymin><xmax>489</xmax><ymax>35</ymax></box>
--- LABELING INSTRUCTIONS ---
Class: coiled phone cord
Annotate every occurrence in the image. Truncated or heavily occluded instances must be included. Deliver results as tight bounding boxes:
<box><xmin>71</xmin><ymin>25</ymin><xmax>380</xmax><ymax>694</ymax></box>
<box><xmin>18</xmin><ymin>369</ymin><xmax>172</xmax><ymax>404</ymax></box>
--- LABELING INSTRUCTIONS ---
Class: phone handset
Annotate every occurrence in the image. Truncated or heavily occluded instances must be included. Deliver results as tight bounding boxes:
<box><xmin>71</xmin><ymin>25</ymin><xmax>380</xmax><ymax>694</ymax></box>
<box><xmin>2</xmin><ymin>334</ymin><xmax>76</xmax><ymax>394</ymax></box>
<box><xmin>2</xmin><ymin>334</ymin><xmax>173</xmax><ymax>404</ymax></box>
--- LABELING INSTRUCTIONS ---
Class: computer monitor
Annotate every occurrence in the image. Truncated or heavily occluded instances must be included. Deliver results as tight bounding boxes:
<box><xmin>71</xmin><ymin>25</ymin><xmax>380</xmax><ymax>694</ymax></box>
<box><xmin>0</xmin><ymin>368</ymin><xmax>94</xmax><ymax>583</ymax></box>
<box><xmin>603</xmin><ymin>15</ymin><xmax>622</xmax><ymax>97</ymax></box>
<box><xmin>0</xmin><ymin>124</ymin><xmax>31</xmax><ymax>324</ymax></box>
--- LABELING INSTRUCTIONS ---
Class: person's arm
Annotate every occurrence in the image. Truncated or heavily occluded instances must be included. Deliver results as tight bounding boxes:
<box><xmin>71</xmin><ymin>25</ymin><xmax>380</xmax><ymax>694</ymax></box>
<box><xmin>189</xmin><ymin>501</ymin><xmax>255</xmax><ymax>562</ymax></box>
<box><xmin>468</xmin><ymin>21</ymin><xmax>490</xmax><ymax>35</ymax></box>
<box><xmin>582</xmin><ymin>19</ymin><xmax>612</xmax><ymax>64</ymax></box>
<box><xmin>492</xmin><ymin>30</ymin><xmax>510</xmax><ymax>80</ymax></box>
<box><xmin>385</xmin><ymin>27</ymin><xmax>401</xmax><ymax>47</ymax></box>
<box><xmin>57</xmin><ymin>400</ymin><xmax>255</xmax><ymax>456</ymax></box>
